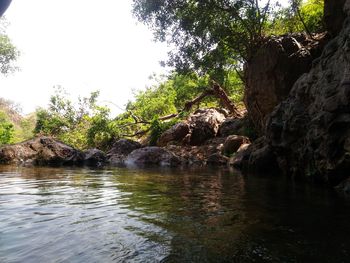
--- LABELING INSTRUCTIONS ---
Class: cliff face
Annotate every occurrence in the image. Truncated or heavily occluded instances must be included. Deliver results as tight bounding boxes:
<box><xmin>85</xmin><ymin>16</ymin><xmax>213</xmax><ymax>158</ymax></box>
<box><xmin>244</xmin><ymin>0</ymin><xmax>348</xmax><ymax>135</ymax></box>
<box><xmin>324</xmin><ymin>0</ymin><xmax>346</xmax><ymax>36</ymax></box>
<box><xmin>244</xmin><ymin>34</ymin><xmax>326</xmax><ymax>133</ymax></box>
<box><xmin>246</xmin><ymin>1</ymin><xmax>350</xmax><ymax>186</ymax></box>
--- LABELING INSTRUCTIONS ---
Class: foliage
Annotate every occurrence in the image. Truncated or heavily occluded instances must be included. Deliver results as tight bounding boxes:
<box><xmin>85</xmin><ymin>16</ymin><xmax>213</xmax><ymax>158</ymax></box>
<box><xmin>32</xmin><ymin>70</ymin><xmax>243</xmax><ymax>149</ymax></box>
<box><xmin>34</xmin><ymin>108</ymin><xmax>68</xmax><ymax>136</ymax></box>
<box><xmin>0</xmin><ymin>110</ymin><xmax>14</xmax><ymax>145</ymax></box>
<box><xmin>268</xmin><ymin>0</ymin><xmax>324</xmax><ymax>35</ymax></box>
<box><xmin>128</xmin><ymin>71</ymin><xmax>243</xmax><ymax>116</ymax></box>
<box><xmin>300</xmin><ymin>0</ymin><xmax>324</xmax><ymax>33</ymax></box>
<box><xmin>86</xmin><ymin>106</ymin><xmax>115</xmax><ymax>149</ymax></box>
<box><xmin>132</xmin><ymin>0</ymin><xmax>276</xmax><ymax>79</ymax></box>
<box><xmin>133</xmin><ymin>0</ymin><xmax>324</xmax><ymax>81</ymax></box>
<box><xmin>14</xmin><ymin>114</ymin><xmax>36</xmax><ymax>142</ymax></box>
<box><xmin>0</xmin><ymin>98</ymin><xmax>35</xmax><ymax>144</ymax></box>
<box><xmin>128</xmin><ymin>80</ymin><xmax>178</xmax><ymax>121</ymax></box>
<box><xmin>0</xmin><ymin>18</ymin><xmax>19</xmax><ymax>75</ymax></box>
<box><xmin>149</xmin><ymin>117</ymin><xmax>180</xmax><ymax>146</ymax></box>
<box><xmin>34</xmin><ymin>87</ymin><xmax>116</xmax><ymax>150</ymax></box>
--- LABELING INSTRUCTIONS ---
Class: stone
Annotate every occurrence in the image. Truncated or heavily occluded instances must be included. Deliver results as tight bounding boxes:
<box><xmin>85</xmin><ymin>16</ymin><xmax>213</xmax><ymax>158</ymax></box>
<box><xmin>324</xmin><ymin>0</ymin><xmax>346</xmax><ymax>36</ymax></box>
<box><xmin>207</xmin><ymin>153</ymin><xmax>229</xmax><ymax>166</ymax></box>
<box><xmin>157</xmin><ymin>122</ymin><xmax>190</xmax><ymax>147</ymax></box>
<box><xmin>231</xmin><ymin>137</ymin><xmax>278</xmax><ymax>172</ymax></box>
<box><xmin>223</xmin><ymin>135</ymin><xmax>250</xmax><ymax>156</ymax></box>
<box><xmin>188</xmin><ymin>108</ymin><xmax>226</xmax><ymax>145</ymax></box>
<box><xmin>230</xmin><ymin>143</ymin><xmax>251</xmax><ymax>168</ymax></box>
<box><xmin>0</xmin><ymin>136</ymin><xmax>84</xmax><ymax>166</ymax></box>
<box><xmin>84</xmin><ymin>148</ymin><xmax>106</xmax><ymax>167</ymax></box>
<box><xmin>165</xmin><ymin>137</ymin><xmax>226</xmax><ymax>166</ymax></box>
<box><xmin>107</xmin><ymin>139</ymin><xmax>141</xmax><ymax>165</ymax></box>
<box><xmin>248</xmin><ymin>144</ymin><xmax>278</xmax><ymax>173</ymax></box>
<box><xmin>243</xmin><ymin>13</ymin><xmax>350</xmax><ymax>185</ymax></box>
<box><xmin>125</xmin><ymin>146</ymin><xmax>181</xmax><ymax>167</ymax></box>
<box><xmin>335</xmin><ymin>177</ymin><xmax>350</xmax><ymax>195</ymax></box>
<box><xmin>218</xmin><ymin>118</ymin><xmax>245</xmax><ymax>137</ymax></box>
<box><xmin>244</xmin><ymin>33</ymin><xmax>327</xmax><ymax>133</ymax></box>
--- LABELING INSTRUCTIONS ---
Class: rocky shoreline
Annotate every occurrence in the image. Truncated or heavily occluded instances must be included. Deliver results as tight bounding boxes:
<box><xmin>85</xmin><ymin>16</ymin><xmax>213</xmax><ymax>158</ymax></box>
<box><xmin>0</xmin><ymin>108</ymin><xmax>252</xmax><ymax>168</ymax></box>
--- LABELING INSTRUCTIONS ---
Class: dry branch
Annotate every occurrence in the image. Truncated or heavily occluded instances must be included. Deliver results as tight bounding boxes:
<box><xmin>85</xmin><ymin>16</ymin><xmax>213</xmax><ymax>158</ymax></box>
<box><xmin>119</xmin><ymin>80</ymin><xmax>242</xmax><ymax>138</ymax></box>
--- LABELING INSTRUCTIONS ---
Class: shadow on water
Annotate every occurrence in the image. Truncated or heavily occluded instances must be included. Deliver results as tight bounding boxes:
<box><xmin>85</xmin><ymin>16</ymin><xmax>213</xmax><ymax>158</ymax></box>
<box><xmin>0</xmin><ymin>165</ymin><xmax>349</xmax><ymax>262</ymax></box>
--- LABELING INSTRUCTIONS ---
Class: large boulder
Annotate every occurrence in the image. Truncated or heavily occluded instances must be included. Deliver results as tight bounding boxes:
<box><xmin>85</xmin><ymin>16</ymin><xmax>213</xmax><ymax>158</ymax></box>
<box><xmin>125</xmin><ymin>147</ymin><xmax>181</xmax><ymax>166</ymax></box>
<box><xmin>0</xmin><ymin>136</ymin><xmax>84</xmax><ymax>166</ymax></box>
<box><xmin>165</xmin><ymin>137</ymin><xmax>226</xmax><ymax>166</ymax></box>
<box><xmin>84</xmin><ymin>148</ymin><xmax>107</xmax><ymax>167</ymax></box>
<box><xmin>188</xmin><ymin>108</ymin><xmax>226</xmax><ymax>145</ymax></box>
<box><xmin>107</xmin><ymin>139</ymin><xmax>142</xmax><ymax>165</ymax></box>
<box><xmin>230</xmin><ymin>137</ymin><xmax>278</xmax><ymax>172</ymax></box>
<box><xmin>244</xmin><ymin>33</ymin><xmax>327</xmax><ymax>133</ymax></box>
<box><xmin>218</xmin><ymin>117</ymin><xmax>245</xmax><ymax>137</ymax></box>
<box><xmin>157</xmin><ymin>122</ymin><xmax>190</xmax><ymax>147</ymax></box>
<box><xmin>250</xmin><ymin>8</ymin><xmax>350</xmax><ymax>185</ymax></box>
<box><xmin>223</xmin><ymin>135</ymin><xmax>250</xmax><ymax>156</ymax></box>
<box><xmin>230</xmin><ymin>143</ymin><xmax>251</xmax><ymax>169</ymax></box>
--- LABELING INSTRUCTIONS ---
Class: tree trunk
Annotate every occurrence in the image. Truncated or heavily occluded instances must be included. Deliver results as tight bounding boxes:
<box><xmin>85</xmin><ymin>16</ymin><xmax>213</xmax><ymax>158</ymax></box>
<box><xmin>211</xmin><ymin>80</ymin><xmax>242</xmax><ymax>117</ymax></box>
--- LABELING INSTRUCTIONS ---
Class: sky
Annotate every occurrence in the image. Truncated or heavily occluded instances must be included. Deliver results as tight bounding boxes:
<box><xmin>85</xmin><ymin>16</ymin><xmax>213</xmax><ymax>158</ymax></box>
<box><xmin>0</xmin><ymin>0</ymin><xmax>290</xmax><ymax>115</ymax></box>
<box><xmin>0</xmin><ymin>0</ymin><xmax>170</xmax><ymax>114</ymax></box>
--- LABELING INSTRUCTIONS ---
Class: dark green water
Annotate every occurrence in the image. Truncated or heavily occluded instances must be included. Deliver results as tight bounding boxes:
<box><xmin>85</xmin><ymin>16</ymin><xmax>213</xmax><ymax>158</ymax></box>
<box><xmin>0</xmin><ymin>165</ymin><xmax>349</xmax><ymax>263</ymax></box>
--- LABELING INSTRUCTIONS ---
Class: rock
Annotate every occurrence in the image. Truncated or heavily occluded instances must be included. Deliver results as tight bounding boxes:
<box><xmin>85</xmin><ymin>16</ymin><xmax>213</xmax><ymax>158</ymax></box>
<box><xmin>84</xmin><ymin>148</ymin><xmax>106</xmax><ymax>167</ymax></box>
<box><xmin>345</xmin><ymin>0</ymin><xmax>350</xmax><ymax>16</ymax></box>
<box><xmin>125</xmin><ymin>146</ymin><xmax>181</xmax><ymax>166</ymax></box>
<box><xmin>0</xmin><ymin>136</ymin><xmax>84</xmax><ymax>166</ymax></box>
<box><xmin>157</xmin><ymin>122</ymin><xmax>190</xmax><ymax>147</ymax></box>
<box><xmin>207</xmin><ymin>153</ymin><xmax>229</xmax><ymax>166</ymax></box>
<box><xmin>107</xmin><ymin>139</ymin><xmax>142</xmax><ymax>165</ymax></box>
<box><xmin>324</xmin><ymin>0</ymin><xmax>346</xmax><ymax>36</ymax></box>
<box><xmin>165</xmin><ymin>137</ymin><xmax>226</xmax><ymax>166</ymax></box>
<box><xmin>188</xmin><ymin>108</ymin><xmax>226</xmax><ymax>145</ymax></box>
<box><xmin>335</xmin><ymin>178</ymin><xmax>350</xmax><ymax>195</ymax></box>
<box><xmin>157</xmin><ymin>108</ymin><xmax>227</xmax><ymax>147</ymax></box>
<box><xmin>108</xmin><ymin>139</ymin><xmax>142</xmax><ymax>156</ymax></box>
<box><xmin>230</xmin><ymin>137</ymin><xmax>279</xmax><ymax>173</ymax></box>
<box><xmin>244</xmin><ymin>33</ymin><xmax>327</xmax><ymax>133</ymax></box>
<box><xmin>223</xmin><ymin>135</ymin><xmax>250</xmax><ymax>155</ymax></box>
<box><xmin>230</xmin><ymin>143</ymin><xmax>251</xmax><ymax>168</ymax></box>
<box><xmin>248</xmin><ymin>144</ymin><xmax>278</xmax><ymax>173</ymax></box>
<box><xmin>218</xmin><ymin>118</ymin><xmax>245</xmax><ymax>137</ymax></box>
<box><xmin>252</xmin><ymin>13</ymin><xmax>350</xmax><ymax>185</ymax></box>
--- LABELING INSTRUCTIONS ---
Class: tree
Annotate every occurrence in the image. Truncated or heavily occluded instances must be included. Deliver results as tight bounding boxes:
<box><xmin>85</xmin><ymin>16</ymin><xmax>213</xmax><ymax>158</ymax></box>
<box><xmin>133</xmin><ymin>0</ymin><xmax>324</xmax><ymax>82</ymax></box>
<box><xmin>0</xmin><ymin>18</ymin><xmax>18</xmax><ymax>75</ymax></box>
<box><xmin>0</xmin><ymin>97</ymin><xmax>35</xmax><ymax>143</ymax></box>
<box><xmin>0</xmin><ymin>110</ymin><xmax>14</xmax><ymax>145</ymax></box>
<box><xmin>132</xmin><ymin>0</ymin><xmax>276</xmax><ymax>80</ymax></box>
<box><xmin>34</xmin><ymin>88</ymin><xmax>119</xmax><ymax>150</ymax></box>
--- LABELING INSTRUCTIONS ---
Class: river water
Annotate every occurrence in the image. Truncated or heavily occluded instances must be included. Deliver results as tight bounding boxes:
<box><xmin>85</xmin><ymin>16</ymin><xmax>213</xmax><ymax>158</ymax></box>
<box><xmin>0</xmin><ymin>165</ymin><xmax>349</xmax><ymax>263</ymax></box>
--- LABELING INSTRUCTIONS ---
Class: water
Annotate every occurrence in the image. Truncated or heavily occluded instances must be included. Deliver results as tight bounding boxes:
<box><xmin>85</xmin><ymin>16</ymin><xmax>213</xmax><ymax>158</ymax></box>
<box><xmin>0</xmin><ymin>165</ymin><xmax>349</xmax><ymax>263</ymax></box>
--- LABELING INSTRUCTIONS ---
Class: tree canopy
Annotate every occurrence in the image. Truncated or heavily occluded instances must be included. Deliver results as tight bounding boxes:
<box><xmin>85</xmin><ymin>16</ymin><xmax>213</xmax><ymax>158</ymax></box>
<box><xmin>0</xmin><ymin>98</ymin><xmax>35</xmax><ymax>145</ymax></box>
<box><xmin>0</xmin><ymin>18</ymin><xmax>18</xmax><ymax>75</ymax></box>
<box><xmin>132</xmin><ymin>0</ymin><xmax>324</xmax><ymax>80</ymax></box>
<box><xmin>133</xmin><ymin>0</ymin><xmax>272</xmax><ymax>78</ymax></box>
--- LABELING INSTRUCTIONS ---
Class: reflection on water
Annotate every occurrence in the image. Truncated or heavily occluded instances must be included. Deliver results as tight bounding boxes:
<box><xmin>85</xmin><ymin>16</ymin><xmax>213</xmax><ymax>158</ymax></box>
<box><xmin>0</xmin><ymin>165</ymin><xmax>349</xmax><ymax>262</ymax></box>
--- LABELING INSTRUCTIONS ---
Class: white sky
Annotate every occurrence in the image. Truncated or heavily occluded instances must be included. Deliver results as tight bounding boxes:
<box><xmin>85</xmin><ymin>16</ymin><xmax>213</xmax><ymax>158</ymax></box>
<box><xmin>0</xmin><ymin>0</ymin><xmax>170</xmax><ymax>115</ymax></box>
<box><xmin>0</xmin><ymin>0</ymin><xmax>290</xmax><ymax>115</ymax></box>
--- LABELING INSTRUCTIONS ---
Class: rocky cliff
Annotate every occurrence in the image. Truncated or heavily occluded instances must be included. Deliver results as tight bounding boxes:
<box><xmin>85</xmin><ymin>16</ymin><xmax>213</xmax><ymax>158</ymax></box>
<box><xmin>324</xmin><ymin>0</ymin><xmax>346</xmax><ymax>36</ymax></box>
<box><xmin>244</xmin><ymin>33</ymin><xmax>327</xmax><ymax>134</ymax></box>
<box><xmin>244</xmin><ymin>1</ymin><xmax>350</xmax><ymax>188</ymax></box>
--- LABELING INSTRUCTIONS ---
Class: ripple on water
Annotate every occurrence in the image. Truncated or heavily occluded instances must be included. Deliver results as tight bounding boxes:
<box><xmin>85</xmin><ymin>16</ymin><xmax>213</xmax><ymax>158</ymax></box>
<box><xmin>1</xmin><ymin>165</ymin><xmax>350</xmax><ymax>262</ymax></box>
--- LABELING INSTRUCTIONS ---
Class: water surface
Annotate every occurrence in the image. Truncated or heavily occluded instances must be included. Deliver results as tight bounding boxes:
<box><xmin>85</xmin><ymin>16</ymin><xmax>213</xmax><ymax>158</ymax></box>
<box><xmin>0</xmin><ymin>165</ymin><xmax>349</xmax><ymax>262</ymax></box>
